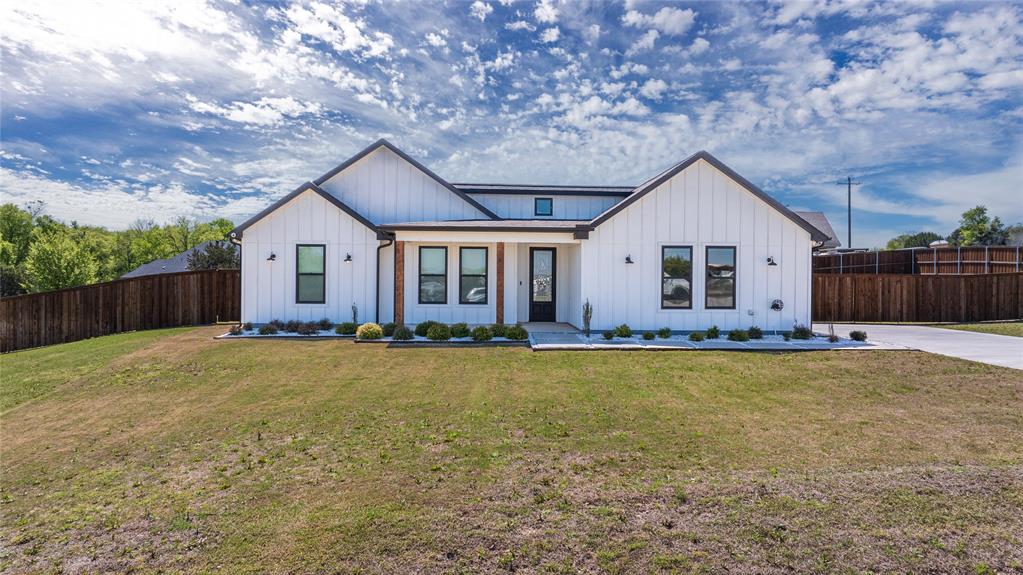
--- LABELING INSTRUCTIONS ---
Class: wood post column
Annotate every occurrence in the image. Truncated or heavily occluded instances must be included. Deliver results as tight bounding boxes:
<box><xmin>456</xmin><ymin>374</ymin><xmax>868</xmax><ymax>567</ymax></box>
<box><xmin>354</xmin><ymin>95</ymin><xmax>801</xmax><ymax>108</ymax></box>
<box><xmin>394</xmin><ymin>241</ymin><xmax>405</xmax><ymax>325</ymax></box>
<box><xmin>496</xmin><ymin>242</ymin><xmax>505</xmax><ymax>324</ymax></box>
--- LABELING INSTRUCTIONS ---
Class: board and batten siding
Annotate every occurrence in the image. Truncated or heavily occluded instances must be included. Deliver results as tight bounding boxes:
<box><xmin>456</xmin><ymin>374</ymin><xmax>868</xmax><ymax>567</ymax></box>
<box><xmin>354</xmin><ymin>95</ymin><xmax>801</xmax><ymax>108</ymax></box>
<box><xmin>470</xmin><ymin>194</ymin><xmax>621</xmax><ymax>220</ymax></box>
<box><xmin>401</xmin><ymin>241</ymin><xmax>500</xmax><ymax>325</ymax></box>
<box><xmin>240</xmin><ymin>189</ymin><xmax>380</xmax><ymax>324</ymax></box>
<box><xmin>580</xmin><ymin>159</ymin><xmax>813</xmax><ymax>332</ymax></box>
<box><xmin>318</xmin><ymin>146</ymin><xmax>490</xmax><ymax>224</ymax></box>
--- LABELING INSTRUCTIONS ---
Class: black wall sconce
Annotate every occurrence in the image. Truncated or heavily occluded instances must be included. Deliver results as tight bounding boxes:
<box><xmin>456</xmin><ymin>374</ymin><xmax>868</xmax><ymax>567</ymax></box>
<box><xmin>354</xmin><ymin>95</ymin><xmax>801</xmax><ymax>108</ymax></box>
<box><xmin>625</xmin><ymin>255</ymin><xmax>634</xmax><ymax>264</ymax></box>
<box><xmin>267</xmin><ymin>252</ymin><xmax>276</xmax><ymax>262</ymax></box>
<box><xmin>767</xmin><ymin>256</ymin><xmax>778</xmax><ymax>266</ymax></box>
<box><xmin>344</xmin><ymin>252</ymin><xmax>353</xmax><ymax>263</ymax></box>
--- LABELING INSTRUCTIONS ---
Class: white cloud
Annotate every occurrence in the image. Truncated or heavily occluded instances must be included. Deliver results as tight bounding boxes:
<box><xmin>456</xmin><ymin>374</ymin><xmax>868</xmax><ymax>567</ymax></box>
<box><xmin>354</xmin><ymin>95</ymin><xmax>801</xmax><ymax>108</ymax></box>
<box><xmin>534</xmin><ymin>0</ymin><xmax>558</xmax><ymax>24</ymax></box>
<box><xmin>425</xmin><ymin>32</ymin><xmax>447</xmax><ymax>47</ymax></box>
<box><xmin>505</xmin><ymin>20</ymin><xmax>535</xmax><ymax>32</ymax></box>
<box><xmin>585</xmin><ymin>24</ymin><xmax>602</xmax><ymax>43</ymax></box>
<box><xmin>470</xmin><ymin>1</ymin><xmax>493</xmax><ymax>22</ymax></box>
<box><xmin>689</xmin><ymin>37</ymin><xmax>710</xmax><ymax>55</ymax></box>
<box><xmin>609</xmin><ymin>62</ymin><xmax>650</xmax><ymax>79</ymax></box>
<box><xmin>639</xmin><ymin>78</ymin><xmax>668</xmax><ymax>100</ymax></box>
<box><xmin>187</xmin><ymin>96</ymin><xmax>322</xmax><ymax>126</ymax></box>
<box><xmin>540</xmin><ymin>27</ymin><xmax>560</xmax><ymax>43</ymax></box>
<box><xmin>622</xmin><ymin>7</ymin><xmax>697</xmax><ymax>36</ymax></box>
<box><xmin>626</xmin><ymin>30</ymin><xmax>659</xmax><ymax>56</ymax></box>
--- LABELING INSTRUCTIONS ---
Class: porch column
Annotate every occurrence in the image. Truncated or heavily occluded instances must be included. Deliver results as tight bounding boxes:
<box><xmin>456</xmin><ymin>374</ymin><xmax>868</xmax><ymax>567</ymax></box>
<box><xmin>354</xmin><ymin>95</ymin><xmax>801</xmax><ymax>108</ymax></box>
<box><xmin>496</xmin><ymin>242</ymin><xmax>505</xmax><ymax>324</ymax></box>
<box><xmin>394</xmin><ymin>241</ymin><xmax>405</xmax><ymax>325</ymax></box>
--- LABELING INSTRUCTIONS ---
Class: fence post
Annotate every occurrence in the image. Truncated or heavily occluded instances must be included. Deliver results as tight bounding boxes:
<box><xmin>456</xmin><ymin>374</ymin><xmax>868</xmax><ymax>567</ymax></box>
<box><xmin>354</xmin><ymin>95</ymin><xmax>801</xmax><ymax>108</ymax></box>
<box><xmin>985</xmin><ymin>246</ymin><xmax>989</xmax><ymax>274</ymax></box>
<box><xmin>875</xmin><ymin>251</ymin><xmax>879</xmax><ymax>274</ymax></box>
<box><xmin>912</xmin><ymin>248</ymin><xmax>916</xmax><ymax>275</ymax></box>
<box><xmin>957</xmin><ymin>246</ymin><xmax>961</xmax><ymax>275</ymax></box>
<box><xmin>839</xmin><ymin>252</ymin><xmax>843</xmax><ymax>274</ymax></box>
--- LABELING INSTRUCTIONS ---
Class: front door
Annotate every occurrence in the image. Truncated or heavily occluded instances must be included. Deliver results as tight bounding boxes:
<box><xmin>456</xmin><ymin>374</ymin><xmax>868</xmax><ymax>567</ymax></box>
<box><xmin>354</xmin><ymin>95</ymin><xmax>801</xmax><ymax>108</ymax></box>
<box><xmin>529</xmin><ymin>247</ymin><xmax>556</xmax><ymax>322</ymax></box>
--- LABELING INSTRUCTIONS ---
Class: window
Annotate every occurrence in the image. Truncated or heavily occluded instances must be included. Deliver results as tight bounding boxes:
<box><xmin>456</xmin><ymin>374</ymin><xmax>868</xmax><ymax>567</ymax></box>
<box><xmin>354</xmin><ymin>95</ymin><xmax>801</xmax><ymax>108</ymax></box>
<box><xmin>534</xmin><ymin>197</ymin><xmax>553</xmax><ymax>216</ymax></box>
<box><xmin>459</xmin><ymin>247</ymin><xmax>488</xmax><ymax>304</ymax></box>
<box><xmin>661</xmin><ymin>246</ymin><xmax>692</xmax><ymax>309</ymax></box>
<box><xmin>705</xmin><ymin>246</ymin><xmax>736</xmax><ymax>309</ymax></box>
<box><xmin>419</xmin><ymin>247</ymin><xmax>447</xmax><ymax>304</ymax></box>
<box><xmin>296</xmin><ymin>244</ymin><xmax>325</xmax><ymax>304</ymax></box>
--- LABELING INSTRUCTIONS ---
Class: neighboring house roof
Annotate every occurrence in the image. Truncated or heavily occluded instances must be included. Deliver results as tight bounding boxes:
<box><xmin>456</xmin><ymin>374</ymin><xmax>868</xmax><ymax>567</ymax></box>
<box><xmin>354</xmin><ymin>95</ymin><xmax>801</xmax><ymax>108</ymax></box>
<box><xmin>586</xmin><ymin>151</ymin><xmax>830</xmax><ymax>243</ymax></box>
<box><xmin>121</xmin><ymin>241</ymin><xmax>216</xmax><ymax>278</ymax></box>
<box><xmin>795</xmin><ymin>211</ymin><xmax>841</xmax><ymax>249</ymax></box>
<box><xmin>453</xmin><ymin>183</ymin><xmax>634</xmax><ymax>196</ymax></box>
<box><xmin>230</xmin><ymin>182</ymin><xmax>381</xmax><ymax>240</ymax></box>
<box><xmin>378</xmin><ymin>219</ymin><xmax>589</xmax><ymax>233</ymax></box>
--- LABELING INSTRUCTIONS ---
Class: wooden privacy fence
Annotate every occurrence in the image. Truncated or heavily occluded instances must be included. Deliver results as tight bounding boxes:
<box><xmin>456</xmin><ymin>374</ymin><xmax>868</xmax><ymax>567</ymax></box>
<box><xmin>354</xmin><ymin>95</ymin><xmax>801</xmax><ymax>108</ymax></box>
<box><xmin>0</xmin><ymin>269</ymin><xmax>240</xmax><ymax>353</ymax></box>
<box><xmin>813</xmin><ymin>272</ymin><xmax>1023</xmax><ymax>323</ymax></box>
<box><xmin>813</xmin><ymin>246</ymin><xmax>1023</xmax><ymax>275</ymax></box>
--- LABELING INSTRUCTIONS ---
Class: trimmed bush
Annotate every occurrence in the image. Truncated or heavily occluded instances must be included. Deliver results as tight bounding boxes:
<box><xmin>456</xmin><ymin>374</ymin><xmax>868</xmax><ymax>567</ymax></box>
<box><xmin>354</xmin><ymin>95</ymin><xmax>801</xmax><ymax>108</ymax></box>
<box><xmin>614</xmin><ymin>324</ymin><xmax>633</xmax><ymax>338</ymax></box>
<box><xmin>791</xmin><ymin>325</ymin><xmax>813</xmax><ymax>340</ymax></box>
<box><xmin>849</xmin><ymin>330</ymin><xmax>867</xmax><ymax>341</ymax></box>
<box><xmin>643</xmin><ymin>331</ymin><xmax>655</xmax><ymax>340</ymax></box>
<box><xmin>426</xmin><ymin>323</ymin><xmax>451</xmax><ymax>341</ymax></box>
<box><xmin>284</xmin><ymin>320</ymin><xmax>302</xmax><ymax>333</ymax></box>
<box><xmin>490</xmin><ymin>324</ymin><xmax>508</xmax><ymax>338</ymax></box>
<box><xmin>603</xmin><ymin>330</ymin><xmax>615</xmax><ymax>340</ymax></box>
<box><xmin>657</xmin><ymin>327</ymin><xmax>672</xmax><ymax>339</ymax></box>
<box><xmin>706</xmin><ymin>325</ymin><xmax>720</xmax><ymax>339</ymax></box>
<box><xmin>727</xmin><ymin>329</ymin><xmax>749</xmax><ymax>342</ymax></box>
<box><xmin>782</xmin><ymin>331</ymin><xmax>792</xmax><ymax>341</ymax></box>
<box><xmin>316</xmin><ymin>318</ymin><xmax>333</xmax><ymax>331</ymax></box>
<box><xmin>229</xmin><ymin>324</ymin><xmax>243</xmax><ymax>335</ymax></box>
<box><xmin>242</xmin><ymin>322</ymin><xmax>253</xmax><ymax>331</ymax></box>
<box><xmin>296</xmin><ymin>322</ymin><xmax>320</xmax><ymax>335</ymax></box>
<box><xmin>505</xmin><ymin>325</ymin><xmax>529</xmax><ymax>340</ymax></box>
<box><xmin>382</xmin><ymin>323</ymin><xmax>396</xmax><ymax>337</ymax></box>
<box><xmin>471</xmin><ymin>326</ymin><xmax>493</xmax><ymax>342</ymax></box>
<box><xmin>268</xmin><ymin>319</ymin><xmax>285</xmax><ymax>330</ymax></box>
<box><xmin>415</xmin><ymin>320</ymin><xmax>440</xmax><ymax>337</ymax></box>
<box><xmin>258</xmin><ymin>324</ymin><xmax>278</xmax><ymax>335</ymax></box>
<box><xmin>688</xmin><ymin>331</ymin><xmax>704</xmax><ymax>342</ymax></box>
<box><xmin>392</xmin><ymin>325</ymin><xmax>414</xmax><ymax>340</ymax></box>
<box><xmin>335</xmin><ymin>322</ymin><xmax>358</xmax><ymax>335</ymax></box>
<box><xmin>356</xmin><ymin>322</ymin><xmax>383</xmax><ymax>340</ymax></box>
<box><xmin>748</xmin><ymin>326</ymin><xmax>763</xmax><ymax>339</ymax></box>
<box><xmin>451</xmin><ymin>322</ymin><xmax>470</xmax><ymax>338</ymax></box>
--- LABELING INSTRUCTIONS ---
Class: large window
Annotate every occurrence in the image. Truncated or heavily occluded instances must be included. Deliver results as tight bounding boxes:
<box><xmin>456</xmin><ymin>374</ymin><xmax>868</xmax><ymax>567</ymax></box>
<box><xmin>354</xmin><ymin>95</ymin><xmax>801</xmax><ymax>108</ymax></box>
<box><xmin>419</xmin><ymin>247</ymin><xmax>447</xmax><ymax>304</ymax></box>
<box><xmin>459</xmin><ymin>247</ymin><xmax>488</xmax><ymax>304</ymax></box>
<box><xmin>296</xmin><ymin>244</ymin><xmax>325</xmax><ymax>304</ymax></box>
<box><xmin>534</xmin><ymin>197</ymin><xmax>553</xmax><ymax>216</ymax></box>
<box><xmin>661</xmin><ymin>246</ymin><xmax>692</xmax><ymax>309</ymax></box>
<box><xmin>705</xmin><ymin>246</ymin><xmax>736</xmax><ymax>309</ymax></box>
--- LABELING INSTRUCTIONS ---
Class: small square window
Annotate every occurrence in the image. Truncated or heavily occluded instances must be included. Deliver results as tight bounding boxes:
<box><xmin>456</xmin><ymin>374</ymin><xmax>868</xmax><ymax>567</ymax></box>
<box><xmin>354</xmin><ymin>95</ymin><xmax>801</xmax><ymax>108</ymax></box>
<box><xmin>534</xmin><ymin>197</ymin><xmax>553</xmax><ymax>216</ymax></box>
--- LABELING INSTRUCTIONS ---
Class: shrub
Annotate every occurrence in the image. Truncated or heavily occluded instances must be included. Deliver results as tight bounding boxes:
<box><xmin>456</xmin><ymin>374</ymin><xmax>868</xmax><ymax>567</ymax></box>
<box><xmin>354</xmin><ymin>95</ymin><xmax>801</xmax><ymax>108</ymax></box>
<box><xmin>688</xmin><ymin>331</ymin><xmax>704</xmax><ymax>342</ymax></box>
<box><xmin>782</xmin><ymin>331</ymin><xmax>792</xmax><ymax>341</ymax></box>
<box><xmin>603</xmin><ymin>330</ymin><xmax>615</xmax><ymax>340</ymax></box>
<box><xmin>415</xmin><ymin>320</ymin><xmax>440</xmax><ymax>337</ymax></box>
<box><xmin>268</xmin><ymin>319</ymin><xmax>285</xmax><ymax>330</ymax></box>
<box><xmin>505</xmin><ymin>325</ymin><xmax>529</xmax><ymax>340</ymax></box>
<box><xmin>490</xmin><ymin>324</ymin><xmax>508</xmax><ymax>338</ymax></box>
<box><xmin>849</xmin><ymin>330</ymin><xmax>868</xmax><ymax>341</ymax></box>
<box><xmin>705</xmin><ymin>325</ymin><xmax>720</xmax><ymax>339</ymax></box>
<box><xmin>748</xmin><ymin>326</ymin><xmax>763</xmax><ymax>339</ymax></box>
<box><xmin>791</xmin><ymin>325</ymin><xmax>813</xmax><ymax>340</ymax></box>
<box><xmin>229</xmin><ymin>324</ymin><xmax>243</xmax><ymax>335</ymax></box>
<box><xmin>392</xmin><ymin>325</ymin><xmax>414</xmax><ymax>340</ymax></box>
<box><xmin>426</xmin><ymin>323</ymin><xmax>451</xmax><ymax>341</ymax></box>
<box><xmin>582</xmin><ymin>300</ymin><xmax>593</xmax><ymax>337</ymax></box>
<box><xmin>258</xmin><ymin>324</ymin><xmax>278</xmax><ymax>335</ymax></box>
<box><xmin>657</xmin><ymin>327</ymin><xmax>672</xmax><ymax>339</ymax></box>
<box><xmin>614</xmin><ymin>324</ymin><xmax>633</xmax><ymax>338</ymax></box>
<box><xmin>643</xmin><ymin>331</ymin><xmax>655</xmax><ymax>340</ymax></box>
<box><xmin>727</xmin><ymin>329</ymin><xmax>749</xmax><ymax>342</ymax></box>
<box><xmin>828</xmin><ymin>333</ymin><xmax>840</xmax><ymax>343</ymax></box>
<box><xmin>382</xmin><ymin>323</ymin><xmax>396</xmax><ymax>337</ymax></box>
<box><xmin>296</xmin><ymin>322</ymin><xmax>320</xmax><ymax>335</ymax></box>
<box><xmin>242</xmin><ymin>322</ymin><xmax>253</xmax><ymax>331</ymax></box>
<box><xmin>335</xmin><ymin>322</ymin><xmax>358</xmax><ymax>335</ymax></box>
<box><xmin>351</xmin><ymin>303</ymin><xmax>358</xmax><ymax>325</ymax></box>
<box><xmin>316</xmin><ymin>318</ymin><xmax>333</xmax><ymax>331</ymax></box>
<box><xmin>284</xmin><ymin>319</ymin><xmax>302</xmax><ymax>333</ymax></box>
<box><xmin>356</xmin><ymin>322</ymin><xmax>383</xmax><ymax>340</ymax></box>
<box><xmin>471</xmin><ymin>326</ymin><xmax>493</xmax><ymax>342</ymax></box>
<box><xmin>450</xmin><ymin>322</ymin><xmax>470</xmax><ymax>338</ymax></box>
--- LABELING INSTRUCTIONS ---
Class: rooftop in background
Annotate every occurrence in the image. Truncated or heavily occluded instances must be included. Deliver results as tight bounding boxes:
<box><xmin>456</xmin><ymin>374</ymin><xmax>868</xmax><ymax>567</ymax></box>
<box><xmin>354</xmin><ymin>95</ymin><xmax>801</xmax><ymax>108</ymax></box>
<box><xmin>121</xmin><ymin>241</ymin><xmax>215</xmax><ymax>278</ymax></box>
<box><xmin>452</xmin><ymin>183</ymin><xmax>634</xmax><ymax>196</ymax></box>
<box><xmin>795</xmin><ymin>211</ymin><xmax>841</xmax><ymax>249</ymax></box>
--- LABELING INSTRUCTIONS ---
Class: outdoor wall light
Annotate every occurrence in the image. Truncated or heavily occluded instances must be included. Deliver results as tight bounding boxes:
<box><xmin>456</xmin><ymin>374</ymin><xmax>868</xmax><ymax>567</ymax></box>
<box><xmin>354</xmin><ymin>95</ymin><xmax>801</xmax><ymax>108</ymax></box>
<box><xmin>767</xmin><ymin>256</ymin><xmax>778</xmax><ymax>266</ymax></box>
<box><xmin>267</xmin><ymin>252</ymin><xmax>276</xmax><ymax>262</ymax></box>
<box><xmin>344</xmin><ymin>252</ymin><xmax>353</xmax><ymax>263</ymax></box>
<box><xmin>625</xmin><ymin>255</ymin><xmax>634</xmax><ymax>264</ymax></box>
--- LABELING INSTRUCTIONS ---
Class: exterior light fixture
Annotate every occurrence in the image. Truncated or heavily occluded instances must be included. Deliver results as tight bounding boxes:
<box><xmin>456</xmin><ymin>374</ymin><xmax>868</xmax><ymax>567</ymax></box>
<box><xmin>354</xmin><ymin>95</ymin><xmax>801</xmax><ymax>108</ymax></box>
<box><xmin>267</xmin><ymin>252</ymin><xmax>276</xmax><ymax>262</ymax></box>
<box><xmin>625</xmin><ymin>255</ymin><xmax>634</xmax><ymax>264</ymax></box>
<box><xmin>767</xmin><ymin>256</ymin><xmax>778</xmax><ymax>266</ymax></box>
<box><xmin>344</xmin><ymin>253</ymin><xmax>353</xmax><ymax>263</ymax></box>
<box><xmin>771</xmin><ymin>299</ymin><xmax>784</xmax><ymax>311</ymax></box>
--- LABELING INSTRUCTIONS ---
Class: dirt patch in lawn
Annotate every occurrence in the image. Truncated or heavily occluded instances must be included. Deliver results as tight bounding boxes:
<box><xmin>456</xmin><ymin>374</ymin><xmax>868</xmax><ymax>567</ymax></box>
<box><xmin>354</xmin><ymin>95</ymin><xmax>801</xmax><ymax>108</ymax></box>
<box><xmin>107</xmin><ymin>325</ymin><xmax>227</xmax><ymax>368</ymax></box>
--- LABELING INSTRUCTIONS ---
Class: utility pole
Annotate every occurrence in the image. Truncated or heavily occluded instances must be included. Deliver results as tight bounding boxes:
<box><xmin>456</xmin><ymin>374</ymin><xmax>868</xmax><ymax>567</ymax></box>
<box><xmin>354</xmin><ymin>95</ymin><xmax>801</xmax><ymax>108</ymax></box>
<box><xmin>836</xmin><ymin>176</ymin><xmax>861</xmax><ymax>248</ymax></box>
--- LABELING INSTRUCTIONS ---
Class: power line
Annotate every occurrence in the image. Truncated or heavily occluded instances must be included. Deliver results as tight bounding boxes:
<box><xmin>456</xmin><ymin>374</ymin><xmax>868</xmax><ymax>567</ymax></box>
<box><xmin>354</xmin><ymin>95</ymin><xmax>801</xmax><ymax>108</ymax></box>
<box><xmin>836</xmin><ymin>176</ymin><xmax>861</xmax><ymax>248</ymax></box>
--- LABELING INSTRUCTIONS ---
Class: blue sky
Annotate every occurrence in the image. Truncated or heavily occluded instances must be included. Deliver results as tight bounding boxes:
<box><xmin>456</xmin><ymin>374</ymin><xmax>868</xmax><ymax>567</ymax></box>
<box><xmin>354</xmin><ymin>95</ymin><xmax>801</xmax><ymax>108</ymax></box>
<box><xmin>1</xmin><ymin>0</ymin><xmax>1021</xmax><ymax>248</ymax></box>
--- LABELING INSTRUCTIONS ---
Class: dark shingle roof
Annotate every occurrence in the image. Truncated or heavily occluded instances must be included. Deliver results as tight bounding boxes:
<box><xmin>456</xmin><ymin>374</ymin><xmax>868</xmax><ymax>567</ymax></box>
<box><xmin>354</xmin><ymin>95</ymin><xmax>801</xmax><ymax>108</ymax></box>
<box><xmin>121</xmin><ymin>241</ymin><xmax>214</xmax><ymax>278</ymax></box>
<box><xmin>378</xmin><ymin>219</ymin><xmax>589</xmax><ymax>232</ymax></box>
<box><xmin>795</xmin><ymin>211</ymin><xmax>841</xmax><ymax>248</ymax></box>
<box><xmin>453</xmin><ymin>183</ymin><xmax>633</xmax><ymax>196</ymax></box>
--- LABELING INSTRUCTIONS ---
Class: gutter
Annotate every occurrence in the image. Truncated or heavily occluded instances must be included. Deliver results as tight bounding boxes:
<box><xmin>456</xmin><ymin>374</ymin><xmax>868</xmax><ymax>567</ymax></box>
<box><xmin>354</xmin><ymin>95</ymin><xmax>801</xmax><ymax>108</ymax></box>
<box><xmin>376</xmin><ymin>235</ymin><xmax>394</xmax><ymax>323</ymax></box>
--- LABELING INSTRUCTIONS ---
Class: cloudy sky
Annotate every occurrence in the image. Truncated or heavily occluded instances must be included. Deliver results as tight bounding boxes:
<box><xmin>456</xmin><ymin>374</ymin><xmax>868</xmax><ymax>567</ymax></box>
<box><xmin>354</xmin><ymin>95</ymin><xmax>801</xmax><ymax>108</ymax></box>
<box><xmin>1</xmin><ymin>0</ymin><xmax>1021</xmax><ymax>248</ymax></box>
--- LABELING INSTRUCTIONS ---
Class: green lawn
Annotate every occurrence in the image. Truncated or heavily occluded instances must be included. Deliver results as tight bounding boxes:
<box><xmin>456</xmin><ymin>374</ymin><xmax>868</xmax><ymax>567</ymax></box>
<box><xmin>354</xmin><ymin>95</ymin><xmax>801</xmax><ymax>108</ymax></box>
<box><xmin>2</xmin><ymin>326</ymin><xmax>1021</xmax><ymax>574</ymax></box>
<box><xmin>932</xmin><ymin>321</ymin><xmax>1023</xmax><ymax>338</ymax></box>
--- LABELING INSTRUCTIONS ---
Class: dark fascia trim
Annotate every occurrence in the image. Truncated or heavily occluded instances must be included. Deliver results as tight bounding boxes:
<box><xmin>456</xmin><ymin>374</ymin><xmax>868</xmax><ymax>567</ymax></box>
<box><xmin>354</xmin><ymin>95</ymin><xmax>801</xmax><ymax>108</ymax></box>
<box><xmin>229</xmin><ymin>182</ymin><xmax>379</xmax><ymax>240</ymax></box>
<box><xmin>379</xmin><ymin>223</ymin><xmax>580</xmax><ymax>233</ymax></box>
<box><xmin>587</xmin><ymin>151</ymin><xmax>829</xmax><ymax>242</ymax></box>
<box><xmin>312</xmin><ymin>138</ymin><xmax>500</xmax><ymax>220</ymax></box>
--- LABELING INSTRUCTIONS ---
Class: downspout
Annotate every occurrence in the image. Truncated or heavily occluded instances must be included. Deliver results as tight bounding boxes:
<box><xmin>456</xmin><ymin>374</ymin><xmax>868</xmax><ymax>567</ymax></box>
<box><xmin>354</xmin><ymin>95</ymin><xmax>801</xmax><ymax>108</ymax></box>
<box><xmin>376</xmin><ymin>235</ymin><xmax>394</xmax><ymax>323</ymax></box>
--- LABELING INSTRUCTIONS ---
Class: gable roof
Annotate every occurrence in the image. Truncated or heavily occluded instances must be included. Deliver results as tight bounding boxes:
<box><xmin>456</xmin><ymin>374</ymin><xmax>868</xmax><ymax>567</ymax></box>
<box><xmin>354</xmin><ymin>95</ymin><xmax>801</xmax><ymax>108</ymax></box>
<box><xmin>453</xmin><ymin>183</ymin><xmax>634</xmax><ymax>196</ymax></box>
<box><xmin>121</xmin><ymin>240</ymin><xmax>219</xmax><ymax>278</ymax></box>
<box><xmin>379</xmin><ymin>219</ymin><xmax>589</xmax><ymax>233</ymax></box>
<box><xmin>586</xmin><ymin>151</ymin><xmax>830</xmax><ymax>243</ymax></box>
<box><xmin>229</xmin><ymin>182</ymin><xmax>381</xmax><ymax>240</ymax></box>
<box><xmin>794</xmin><ymin>211</ymin><xmax>841</xmax><ymax>248</ymax></box>
<box><xmin>313</xmin><ymin>139</ymin><xmax>499</xmax><ymax>220</ymax></box>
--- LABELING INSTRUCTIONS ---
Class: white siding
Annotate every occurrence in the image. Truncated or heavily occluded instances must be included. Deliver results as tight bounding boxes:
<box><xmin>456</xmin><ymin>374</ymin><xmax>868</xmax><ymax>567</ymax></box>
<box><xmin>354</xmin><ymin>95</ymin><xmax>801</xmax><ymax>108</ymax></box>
<box><xmin>240</xmin><ymin>190</ymin><xmax>381</xmax><ymax>324</ymax></box>
<box><xmin>402</xmin><ymin>242</ymin><xmax>499</xmax><ymax>325</ymax></box>
<box><xmin>579</xmin><ymin>159</ymin><xmax>813</xmax><ymax>332</ymax></box>
<box><xmin>318</xmin><ymin>147</ymin><xmax>490</xmax><ymax>224</ymax></box>
<box><xmin>471</xmin><ymin>194</ymin><xmax>621</xmax><ymax>220</ymax></box>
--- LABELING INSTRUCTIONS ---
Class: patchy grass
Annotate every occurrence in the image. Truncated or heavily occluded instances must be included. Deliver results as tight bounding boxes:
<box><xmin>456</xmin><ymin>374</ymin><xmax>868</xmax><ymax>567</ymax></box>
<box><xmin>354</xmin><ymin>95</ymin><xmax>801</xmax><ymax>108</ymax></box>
<box><xmin>932</xmin><ymin>321</ymin><xmax>1023</xmax><ymax>338</ymax></box>
<box><xmin>2</xmin><ymin>326</ymin><xmax>1022</xmax><ymax>574</ymax></box>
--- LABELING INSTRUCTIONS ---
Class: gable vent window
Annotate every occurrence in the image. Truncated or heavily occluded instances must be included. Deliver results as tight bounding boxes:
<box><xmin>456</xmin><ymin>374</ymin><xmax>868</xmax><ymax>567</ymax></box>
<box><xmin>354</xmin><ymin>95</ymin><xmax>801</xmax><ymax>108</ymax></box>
<box><xmin>296</xmin><ymin>244</ymin><xmax>326</xmax><ymax>304</ymax></box>
<box><xmin>705</xmin><ymin>246</ymin><xmax>736</xmax><ymax>309</ymax></box>
<box><xmin>534</xmin><ymin>197</ymin><xmax>553</xmax><ymax>217</ymax></box>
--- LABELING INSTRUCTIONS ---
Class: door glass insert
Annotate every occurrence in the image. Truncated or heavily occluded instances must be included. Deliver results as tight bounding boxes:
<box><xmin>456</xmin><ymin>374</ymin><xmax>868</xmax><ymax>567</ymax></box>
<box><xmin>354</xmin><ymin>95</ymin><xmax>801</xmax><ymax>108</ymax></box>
<box><xmin>532</xmin><ymin>249</ymin><xmax>553</xmax><ymax>302</ymax></box>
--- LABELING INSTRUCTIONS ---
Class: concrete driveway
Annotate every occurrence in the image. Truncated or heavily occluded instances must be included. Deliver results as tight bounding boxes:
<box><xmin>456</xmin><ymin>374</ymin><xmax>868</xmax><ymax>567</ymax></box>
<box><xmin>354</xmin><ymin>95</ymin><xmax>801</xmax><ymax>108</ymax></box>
<box><xmin>814</xmin><ymin>323</ymin><xmax>1023</xmax><ymax>370</ymax></box>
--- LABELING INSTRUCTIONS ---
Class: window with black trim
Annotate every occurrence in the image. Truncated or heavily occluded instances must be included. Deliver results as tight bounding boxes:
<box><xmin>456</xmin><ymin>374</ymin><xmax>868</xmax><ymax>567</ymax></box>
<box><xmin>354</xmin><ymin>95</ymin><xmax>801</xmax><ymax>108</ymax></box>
<box><xmin>296</xmin><ymin>244</ymin><xmax>325</xmax><ymax>304</ymax></box>
<box><xmin>459</xmin><ymin>247</ymin><xmax>488</xmax><ymax>304</ymax></box>
<box><xmin>419</xmin><ymin>246</ymin><xmax>447</xmax><ymax>304</ymax></box>
<box><xmin>705</xmin><ymin>246</ymin><xmax>736</xmax><ymax>309</ymax></box>
<box><xmin>534</xmin><ymin>197</ymin><xmax>553</xmax><ymax>216</ymax></box>
<box><xmin>661</xmin><ymin>246</ymin><xmax>692</xmax><ymax>309</ymax></box>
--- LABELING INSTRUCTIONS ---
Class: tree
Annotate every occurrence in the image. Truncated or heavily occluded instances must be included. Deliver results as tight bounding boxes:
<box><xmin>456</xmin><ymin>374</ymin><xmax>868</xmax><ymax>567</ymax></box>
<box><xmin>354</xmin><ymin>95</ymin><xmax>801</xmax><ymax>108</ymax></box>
<box><xmin>187</xmin><ymin>240</ymin><xmax>240</xmax><ymax>270</ymax></box>
<box><xmin>948</xmin><ymin>206</ymin><xmax>1008</xmax><ymax>246</ymax></box>
<box><xmin>23</xmin><ymin>228</ymin><xmax>98</xmax><ymax>292</ymax></box>
<box><xmin>885</xmin><ymin>231</ymin><xmax>943</xmax><ymax>250</ymax></box>
<box><xmin>0</xmin><ymin>203</ymin><xmax>35</xmax><ymax>267</ymax></box>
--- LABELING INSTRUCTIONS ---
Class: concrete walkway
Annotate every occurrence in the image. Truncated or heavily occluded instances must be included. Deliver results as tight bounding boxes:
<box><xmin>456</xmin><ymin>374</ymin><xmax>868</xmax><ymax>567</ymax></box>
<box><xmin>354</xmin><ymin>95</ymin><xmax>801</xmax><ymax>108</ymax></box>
<box><xmin>815</xmin><ymin>323</ymin><xmax>1022</xmax><ymax>370</ymax></box>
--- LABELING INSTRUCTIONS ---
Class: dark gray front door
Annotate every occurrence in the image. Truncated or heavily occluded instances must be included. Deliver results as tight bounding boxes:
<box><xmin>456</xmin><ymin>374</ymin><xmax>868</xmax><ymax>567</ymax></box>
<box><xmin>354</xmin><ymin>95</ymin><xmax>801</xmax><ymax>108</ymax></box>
<box><xmin>529</xmin><ymin>248</ymin><xmax>555</xmax><ymax>322</ymax></box>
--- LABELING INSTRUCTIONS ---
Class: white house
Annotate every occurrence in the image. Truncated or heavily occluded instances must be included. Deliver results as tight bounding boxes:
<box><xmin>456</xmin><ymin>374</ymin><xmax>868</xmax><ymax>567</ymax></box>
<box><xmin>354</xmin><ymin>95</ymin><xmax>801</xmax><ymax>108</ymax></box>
<box><xmin>229</xmin><ymin>139</ymin><xmax>829</xmax><ymax>332</ymax></box>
